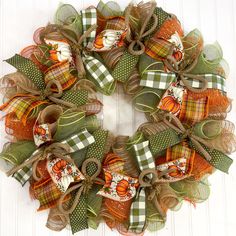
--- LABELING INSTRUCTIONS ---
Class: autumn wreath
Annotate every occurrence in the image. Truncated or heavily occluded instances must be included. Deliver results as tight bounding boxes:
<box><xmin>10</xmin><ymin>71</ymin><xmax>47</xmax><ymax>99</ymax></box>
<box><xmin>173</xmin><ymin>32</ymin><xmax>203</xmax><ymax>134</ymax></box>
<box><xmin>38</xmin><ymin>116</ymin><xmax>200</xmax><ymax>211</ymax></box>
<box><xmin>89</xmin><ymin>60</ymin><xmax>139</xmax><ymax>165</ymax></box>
<box><xmin>0</xmin><ymin>1</ymin><xmax>235</xmax><ymax>235</ymax></box>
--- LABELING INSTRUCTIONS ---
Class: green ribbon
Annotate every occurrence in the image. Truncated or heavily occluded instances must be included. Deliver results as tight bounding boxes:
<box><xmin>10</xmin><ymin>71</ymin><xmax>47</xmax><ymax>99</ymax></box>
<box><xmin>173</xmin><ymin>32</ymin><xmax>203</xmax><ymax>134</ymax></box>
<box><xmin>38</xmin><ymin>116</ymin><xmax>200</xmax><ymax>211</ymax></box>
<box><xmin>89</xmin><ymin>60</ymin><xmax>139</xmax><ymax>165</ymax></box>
<box><xmin>5</xmin><ymin>54</ymin><xmax>45</xmax><ymax>90</ymax></box>
<box><xmin>0</xmin><ymin>141</ymin><xmax>36</xmax><ymax>166</ymax></box>
<box><xmin>112</xmin><ymin>50</ymin><xmax>139</xmax><ymax>83</ymax></box>
<box><xmin>53</xmin><ymin>110</ymin><xmax>86</xmax><ymax>141</ymax></box>
<box><xmin>70</xmin><ymin>129</ymin><xmax>108</xmax><ymax>233</ymax></box>
<box><xmin>61</xmin><ymin>90</ymin><xmax>88</xmax><ymax>107</ymax></box>
<box><xmin>148</xmin><ymin>126</ymin><xmax>233</xmax><ymax>173</ymax></box>
<box><xmin>5</xmin><ymin>54</ymin><xmax>90</xmax><ymax>108</ymax></box>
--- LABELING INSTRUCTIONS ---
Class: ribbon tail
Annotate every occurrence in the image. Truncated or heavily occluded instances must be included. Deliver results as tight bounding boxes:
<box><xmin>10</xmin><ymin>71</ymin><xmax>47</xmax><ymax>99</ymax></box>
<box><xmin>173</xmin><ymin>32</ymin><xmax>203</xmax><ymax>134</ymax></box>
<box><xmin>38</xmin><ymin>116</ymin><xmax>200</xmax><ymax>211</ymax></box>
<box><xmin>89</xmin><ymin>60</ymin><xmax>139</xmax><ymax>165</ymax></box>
<box><xmin>129</xmin><ymin>188</ymin><xmax>146</xmax><ymax>233</ymax></box>
<box><xmin>5</xmin><ymin>54</ymin><xmax>45</xmax><ymax>90</ymax></box>
<box><xmin>82</xmin><ymin>54</ymin><xmax>114</xmax><ymax>89</ymax></box>
<box><xmin>189</xmin><ymin>140</ymin><xmax>233</xmax><ymax>173</ymax></box>
<box><xmin>70</xmin><ymin>194</ymin><xmax>88</xmax><ymax>233</ymax></box>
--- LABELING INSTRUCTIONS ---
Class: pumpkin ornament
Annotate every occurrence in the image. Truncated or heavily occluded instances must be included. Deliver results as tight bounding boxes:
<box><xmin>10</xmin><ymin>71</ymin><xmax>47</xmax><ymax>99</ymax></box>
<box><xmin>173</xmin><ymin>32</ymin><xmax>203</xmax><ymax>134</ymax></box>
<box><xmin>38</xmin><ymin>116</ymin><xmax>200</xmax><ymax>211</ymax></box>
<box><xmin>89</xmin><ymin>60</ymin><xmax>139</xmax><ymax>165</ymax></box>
<box><xmin>0</xmin><ymin>1</ymin><xmax>235</xmax><ymax>236</ymax></box>
<box><xmin>44</xmin><ymin>39</ymin><xmax>72</xmax><ymax>62</ymax></box>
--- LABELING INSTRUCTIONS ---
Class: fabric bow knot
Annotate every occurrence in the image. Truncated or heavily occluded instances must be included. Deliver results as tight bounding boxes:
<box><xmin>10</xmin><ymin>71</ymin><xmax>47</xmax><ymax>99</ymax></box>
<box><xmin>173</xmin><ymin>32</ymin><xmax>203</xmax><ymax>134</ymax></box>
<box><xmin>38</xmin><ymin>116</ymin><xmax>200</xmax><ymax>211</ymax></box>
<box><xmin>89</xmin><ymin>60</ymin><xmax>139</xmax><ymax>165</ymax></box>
<box><xmin>125</xmin><ymin>3</ymin><xmax>158</xmax><ymax>56</ymax></box>
<box><xmin>163</xmin><ymin>113</ymin><xmax>213</xmax><ymax>161</ymax></box>
<box><xmin>138</xmin><ymin>168</ymin><xmax>168</xmax><ymax>218</ymax></box>
<box><xmin>164</xmin><ymin>55</ymin><xmax>208</xmax><ymax>93</ymax></box>
<box><xmin>6</xmin><ymin>142</ymin><xmax>73</xmax><ymax>181</ymax></box>
<box><xmin>58</xmin><ymin>158</ymin><xmax>104</xmax><ymax>215</ymax></box>
<box><xmin>59</xmin><ymin>24</ymin><xmax>98</xmax><ymax>79</ymax></box>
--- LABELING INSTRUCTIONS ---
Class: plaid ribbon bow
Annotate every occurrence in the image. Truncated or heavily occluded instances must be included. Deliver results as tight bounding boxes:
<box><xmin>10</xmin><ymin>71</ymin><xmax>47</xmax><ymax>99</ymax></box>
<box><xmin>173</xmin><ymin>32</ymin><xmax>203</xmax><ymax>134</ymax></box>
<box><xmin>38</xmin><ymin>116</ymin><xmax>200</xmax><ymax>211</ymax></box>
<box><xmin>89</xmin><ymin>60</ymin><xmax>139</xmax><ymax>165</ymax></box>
<box><xmin>148</xmin><ymin>114</ymin><xmax>233</xmax><ymax>174</ymax></box>
<box><xmin>0</xmin><ymin>54</ymin><xmax>87</xmax><ymax>124</ymax></box>
<box><xmin>10</xmin><ymin>128</ymin><xmax>95</xmax><ymax>186</ymax></box>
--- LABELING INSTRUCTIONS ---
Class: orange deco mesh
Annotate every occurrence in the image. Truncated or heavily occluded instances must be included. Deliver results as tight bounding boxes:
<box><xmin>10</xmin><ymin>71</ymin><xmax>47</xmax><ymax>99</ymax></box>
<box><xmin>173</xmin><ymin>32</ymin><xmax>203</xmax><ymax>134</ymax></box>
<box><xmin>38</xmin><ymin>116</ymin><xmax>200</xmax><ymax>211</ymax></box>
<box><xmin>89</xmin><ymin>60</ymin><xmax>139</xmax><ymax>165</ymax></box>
<box><xmin>5</xmin><ymin>113</ymin><xmax>36</xmax><ymax>140</ymax></box>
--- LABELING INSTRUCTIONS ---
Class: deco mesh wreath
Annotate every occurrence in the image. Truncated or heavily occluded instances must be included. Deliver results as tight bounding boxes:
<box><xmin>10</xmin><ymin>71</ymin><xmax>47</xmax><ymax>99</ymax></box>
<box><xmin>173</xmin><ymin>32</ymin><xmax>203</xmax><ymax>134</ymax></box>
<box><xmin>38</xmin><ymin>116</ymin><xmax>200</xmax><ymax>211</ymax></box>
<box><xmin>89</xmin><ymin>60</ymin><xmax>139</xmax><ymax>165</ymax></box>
<box><xmin>0</xmin><ymin>1</ymin><xmax>235</xmax><ymax>235</ymax></box>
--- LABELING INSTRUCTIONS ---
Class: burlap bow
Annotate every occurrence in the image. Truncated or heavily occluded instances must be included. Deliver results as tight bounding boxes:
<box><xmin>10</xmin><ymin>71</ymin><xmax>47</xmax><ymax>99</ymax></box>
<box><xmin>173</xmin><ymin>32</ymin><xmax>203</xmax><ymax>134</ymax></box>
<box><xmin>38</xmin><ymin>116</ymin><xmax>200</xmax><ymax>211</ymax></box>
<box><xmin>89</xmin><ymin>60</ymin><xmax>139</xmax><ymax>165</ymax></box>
<box><xmin>58</xmin><ymin>158</ymin><xmax>104</xmax><ymax>214</ymax></box>
<box><xmin>112</xmin><ymin>1</ymin><xmax>158</xmax><ymax>83</ymax></box>
<box><xmin>163</xmin><ymin>55</ymin><xmax>208</xmax><ymax>93</ymax></box>
<box><xmin>163</xmin><ymin>113</ymin><xmax>213</xmax><ymax>161</ymax></box>
<box><xmin>129</xmin><ymin>139</ymin><xmax>179</xmax><ymax>233</ymax></box>
<box><xmin>124</xmin><ymin>2</ymin><xmax>158</xmax><ymax>56</ymax></box>
<box><xmin>6</xmin><ymin>128</ymin><xmax>95</xmax><ymax>181</ymax></box>
<box><xmin>140</xmin><ymin>30</ymin><xmax>226</xmax><ymax>93</ymax></box>
<box><xmin>0</xmin><ymin>54</ymin><xmax>86</xmax><ymax>124</ymax></box>
<box><xmin>147</xmin><ymin>115</ymin><xmax>233</xmax><ymax>173</ymax></box>
<box><xmin>138</xmin><ymin>168</ymin><xmax>178</xmax><ymax>218</ymax></box>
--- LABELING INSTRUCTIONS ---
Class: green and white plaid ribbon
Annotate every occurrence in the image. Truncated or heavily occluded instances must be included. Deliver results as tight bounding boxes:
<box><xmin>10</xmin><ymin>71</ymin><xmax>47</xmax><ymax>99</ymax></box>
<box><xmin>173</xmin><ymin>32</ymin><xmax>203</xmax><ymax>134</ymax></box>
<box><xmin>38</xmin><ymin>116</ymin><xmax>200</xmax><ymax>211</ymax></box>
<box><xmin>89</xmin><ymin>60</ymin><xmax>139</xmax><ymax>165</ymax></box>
<box><xmin>133</xmin><ymin>141</ymin><xmax>155</xmax><ymax>170</ymax></box>
<box><xmin>129</xmin><ymin>140</ymin><xmax>155</xmax><ymax>233</ymax></box>
<box><xmin>13</xmin><ymin>129</ymin><xmax>95</xmax><ymax>185</ymax></box>
<box><xmin>61</xmin><ymin>128</ymin><xmax>95</xmax><ymax>152</ymax></box>
<box><xmin>140</xmin><ymin>71</ymin><xmax>226</xmax><ymax>92</ymax></box>
<box><xmin>80</xmin><ymin>8</ymin><xmax>115</xmax><ymax>89</ymax></box>
<box><xmin>81</xmin><ymin>8</ymin><xmax>96</xmax><ymax>46</ymax></box>
<box><xmin>82</xmin><ymin>54</ymin><xmax>114</xmax><ymax>88</ymax></box>
<box><xmin>13</xmin><ymin>149</ymin><xmax>41</xmax><ymax>185</ymax></box>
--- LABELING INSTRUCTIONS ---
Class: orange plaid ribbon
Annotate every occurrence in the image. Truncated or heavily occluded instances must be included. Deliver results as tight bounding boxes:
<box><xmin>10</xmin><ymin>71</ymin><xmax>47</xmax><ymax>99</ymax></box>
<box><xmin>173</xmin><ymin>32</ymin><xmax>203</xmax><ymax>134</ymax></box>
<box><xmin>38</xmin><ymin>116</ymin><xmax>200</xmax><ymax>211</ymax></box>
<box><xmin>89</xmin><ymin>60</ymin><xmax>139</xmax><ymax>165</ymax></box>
<box><xmin>145</xmin><ymin>15</ymin><xmax>184</xmax><ymax>60</ymax></box>
<box><xmin>44</xmin><ymin>60</ymin><xmax>77</xmax><ymax>91</ymax></box>
<box><xmin>167</xmin><ymin>141</ymin><xmax>195</xmax><ymax>175</ymax></box>
<box><xmin>31</xmin><ymin>178</ymin><xmax>70</xmax><ymax>211</ymax></box>
<box><xmin>179</xmin><ymin>93</ymin><xmax>209</xmax><ymax>125</ymax></box>
<box><xmin>0</xmin><ymin>94</ymin><xmax>48</xmax><ymax>125</ymax></box>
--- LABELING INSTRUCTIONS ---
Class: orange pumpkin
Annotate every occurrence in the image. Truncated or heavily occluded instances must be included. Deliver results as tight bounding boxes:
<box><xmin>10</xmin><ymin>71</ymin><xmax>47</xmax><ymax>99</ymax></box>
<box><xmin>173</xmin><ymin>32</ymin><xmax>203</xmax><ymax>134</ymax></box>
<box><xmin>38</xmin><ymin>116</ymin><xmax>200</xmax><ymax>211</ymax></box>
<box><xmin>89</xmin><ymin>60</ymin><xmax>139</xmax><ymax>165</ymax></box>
<box><xmin>168</xmin><ymin>165</ymin><xmax>183</xmax><ymax>178</ymax></box>
<box><xmin>34</xmin><ymin>126</ymin><xmax>46</xmax><ymax>136</ymax></box>
<box><xmin>116</xmin><ymin>179</ymin><xmax>130</xmax><ymax>197</ymax></box>
<box><xmin>93</xmin><ymin>34</ymin><xmax>104</xmax><ymax>49</ymax></box>
<box><xmin>159</xmin><ymin>96</ymin><xmax>180</xmax><ymax>114</ymax></box>
<box><xmin>173</xmin><ymin>50</ymin><xmax>183</xmax><ymax>62</ymax></box>
<box><xmin>104</xmin><ymin>171</ymin><xmax>113</xmax><ymax>187</ymax></box>
<box><xmin>52</xmin><ymin>159</ymin><xmax>67</xmax><ymax>173</ymax></box>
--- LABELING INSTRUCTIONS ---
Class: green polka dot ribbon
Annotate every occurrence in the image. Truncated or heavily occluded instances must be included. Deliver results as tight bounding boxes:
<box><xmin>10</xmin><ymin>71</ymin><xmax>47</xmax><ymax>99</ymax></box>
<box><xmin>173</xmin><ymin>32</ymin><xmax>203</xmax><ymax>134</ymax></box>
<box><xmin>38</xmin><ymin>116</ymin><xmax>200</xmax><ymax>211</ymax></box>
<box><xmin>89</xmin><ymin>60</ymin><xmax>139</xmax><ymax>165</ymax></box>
<box><xmin>189</xmin><ymin>141</ymin><xmax>233</xmax><ymax>173</ymax></box>
<box><xmin>61</xmin><ymin>90</ymin><xmax>88</xmax><ymax>107</ymax></box>
<box><xmin>144</xmin><ymin>7</ymin><xmax>170</xmax><ymax>41</ymax></box>
<box><xmin>70</xmin><ymin>129</ymin><xmax>108</xmax><ymax>234</ymax></box>
<box><xmin>5</xmin><ymin>54</ymin><xmax>45</xmax><ymax>90</ymax></box>
<box><xmin>112</xmin><ymin>50</ymin><xmax>139</xmax><ymax>83</ymax></box>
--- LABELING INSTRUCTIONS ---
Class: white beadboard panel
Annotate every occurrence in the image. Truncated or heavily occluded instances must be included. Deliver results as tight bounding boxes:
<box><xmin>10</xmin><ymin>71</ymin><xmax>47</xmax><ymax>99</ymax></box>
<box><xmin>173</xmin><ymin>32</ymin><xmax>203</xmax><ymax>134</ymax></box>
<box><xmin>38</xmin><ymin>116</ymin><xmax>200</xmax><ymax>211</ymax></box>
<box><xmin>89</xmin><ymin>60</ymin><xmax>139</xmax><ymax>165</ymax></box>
<box><xmin>0</xmin><ymin>1</ymin><xmax>236</xmax><ymax>236</ymax></box>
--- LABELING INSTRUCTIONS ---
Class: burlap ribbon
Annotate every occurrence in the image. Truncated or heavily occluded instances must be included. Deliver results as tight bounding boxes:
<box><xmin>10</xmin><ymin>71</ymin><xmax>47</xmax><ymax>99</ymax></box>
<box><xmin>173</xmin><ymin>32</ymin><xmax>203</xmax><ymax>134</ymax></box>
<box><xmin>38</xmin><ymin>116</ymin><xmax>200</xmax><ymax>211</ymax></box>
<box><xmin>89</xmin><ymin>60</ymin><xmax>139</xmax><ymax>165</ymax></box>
<box><xmin>58</xmin><ymin>158</ymin><xmax>104</xmax><ymax>214</ymax></box>
<box><xmin>124</xmin><ymin>2</ymin><xmax>158</xmax><ymax>56</ymax></box>
<box><xmin>163</xmin><ymin>55</ymin><xmax>208</xmax><ymax>93</ymax></box>
<box><xmin>112</xmin><ymin>1</ymin><xmax>158</xmax><ymax>83</ymax></box>
<box><xmin>148</xmin><ymin>114</ymin><xmax>233</xmax><ymax>173</ymax></box>
<box><xmin>163</xmin><ymin>113</ymin><xmax>213</xmax><ymax>161</ymax></box>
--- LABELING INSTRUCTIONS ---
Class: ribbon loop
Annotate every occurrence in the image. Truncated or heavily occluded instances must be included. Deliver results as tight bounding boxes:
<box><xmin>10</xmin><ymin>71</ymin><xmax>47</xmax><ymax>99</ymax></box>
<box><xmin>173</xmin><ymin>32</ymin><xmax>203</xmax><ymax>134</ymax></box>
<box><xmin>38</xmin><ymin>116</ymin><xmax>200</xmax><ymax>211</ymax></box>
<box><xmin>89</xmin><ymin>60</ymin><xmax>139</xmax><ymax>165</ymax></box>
<box><xmin>163</xmin><ymin>113</ymin><xmax>213</xmax><ymax>161</ymax></box>
<box><xmin>58</xmin><ymin>158</ymin><xmax>102</xmax><ymax>215</ymax></box>
<box><xmin>164</xmin><ymin>55</ymin><xmax>208</xmax><ymax>93</ymax></box>
<box><xmin>138</xmin><ymin>168</ymin><xmax>158</xmax><ymax>187</ymax></box>
<box><xmin>125</xmin><ymin>2</ymin><xmax>158</xmax><ymax>56</ymax></box>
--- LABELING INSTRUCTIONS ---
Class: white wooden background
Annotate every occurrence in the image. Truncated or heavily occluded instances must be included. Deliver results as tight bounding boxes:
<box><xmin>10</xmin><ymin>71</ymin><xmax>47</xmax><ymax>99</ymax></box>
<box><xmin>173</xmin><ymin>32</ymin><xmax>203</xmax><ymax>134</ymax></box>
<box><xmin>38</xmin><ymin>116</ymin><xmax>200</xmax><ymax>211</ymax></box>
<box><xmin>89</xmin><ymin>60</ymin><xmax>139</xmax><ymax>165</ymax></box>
<box><xmin>0</xmin><ymin>0</ymin><xmax>236</xmax><ymax>236</ymax></box>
